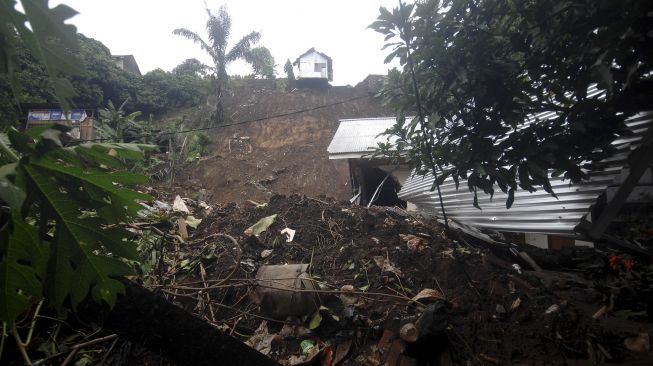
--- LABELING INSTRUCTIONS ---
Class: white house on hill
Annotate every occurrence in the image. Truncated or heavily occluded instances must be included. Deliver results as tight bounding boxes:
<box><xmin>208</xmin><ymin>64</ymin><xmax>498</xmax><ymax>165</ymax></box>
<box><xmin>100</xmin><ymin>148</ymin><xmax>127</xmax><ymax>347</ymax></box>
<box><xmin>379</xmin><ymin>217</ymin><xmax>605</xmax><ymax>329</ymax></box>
<box><xmin>293</xmin><ymin>48</ymin><xmax>333</xmax><ymax>87</ymax></box>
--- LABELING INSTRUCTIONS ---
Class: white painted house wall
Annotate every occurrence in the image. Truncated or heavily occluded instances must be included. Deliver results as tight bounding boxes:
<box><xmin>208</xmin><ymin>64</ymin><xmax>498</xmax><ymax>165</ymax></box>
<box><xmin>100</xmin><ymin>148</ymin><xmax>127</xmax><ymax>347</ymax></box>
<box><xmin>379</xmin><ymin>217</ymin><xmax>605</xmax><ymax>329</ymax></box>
<box><xmin>295</xmin><ymin>51</ymin><xmax>329</xmax><ymax>79</ymax></box>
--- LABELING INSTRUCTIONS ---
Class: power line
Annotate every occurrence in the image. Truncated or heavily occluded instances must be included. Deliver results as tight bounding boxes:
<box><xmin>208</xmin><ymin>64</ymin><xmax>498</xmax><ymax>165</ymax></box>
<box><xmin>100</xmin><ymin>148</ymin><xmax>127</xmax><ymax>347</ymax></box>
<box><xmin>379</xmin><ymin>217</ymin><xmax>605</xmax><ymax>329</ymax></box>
<box><xmin>91</xmin><ymin>91</ymin><xmax>382</xmax><ymax>142</ymax></box>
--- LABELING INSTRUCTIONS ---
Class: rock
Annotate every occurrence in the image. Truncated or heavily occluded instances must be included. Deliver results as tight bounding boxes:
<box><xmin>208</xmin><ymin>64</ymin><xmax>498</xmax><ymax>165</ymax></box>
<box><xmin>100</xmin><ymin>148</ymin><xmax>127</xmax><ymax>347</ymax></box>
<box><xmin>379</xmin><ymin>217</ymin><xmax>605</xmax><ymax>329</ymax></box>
<box><xmin>250</xmin><ymin>264</ymin><xmax>318</xmax><ymax>319</ymax></box>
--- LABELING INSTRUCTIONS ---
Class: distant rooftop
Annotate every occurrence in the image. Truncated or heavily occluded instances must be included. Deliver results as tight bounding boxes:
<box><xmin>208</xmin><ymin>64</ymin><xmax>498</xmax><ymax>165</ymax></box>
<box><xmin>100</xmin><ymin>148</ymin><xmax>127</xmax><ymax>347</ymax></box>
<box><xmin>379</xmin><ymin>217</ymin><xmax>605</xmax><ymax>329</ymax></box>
<box><xmin>112</xmin><ymin>54</ymin><xmax>142</xmax><ymax>76</ymax></box>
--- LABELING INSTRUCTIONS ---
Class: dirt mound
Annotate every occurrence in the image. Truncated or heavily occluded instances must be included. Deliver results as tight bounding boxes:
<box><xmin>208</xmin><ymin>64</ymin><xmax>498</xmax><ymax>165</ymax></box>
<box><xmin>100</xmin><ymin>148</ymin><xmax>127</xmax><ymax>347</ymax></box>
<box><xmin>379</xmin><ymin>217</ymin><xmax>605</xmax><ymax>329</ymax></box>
<box><xmin>152</xmin><ymin>195</ymin><xmax>653</xmax><ymax>365</ymax></box>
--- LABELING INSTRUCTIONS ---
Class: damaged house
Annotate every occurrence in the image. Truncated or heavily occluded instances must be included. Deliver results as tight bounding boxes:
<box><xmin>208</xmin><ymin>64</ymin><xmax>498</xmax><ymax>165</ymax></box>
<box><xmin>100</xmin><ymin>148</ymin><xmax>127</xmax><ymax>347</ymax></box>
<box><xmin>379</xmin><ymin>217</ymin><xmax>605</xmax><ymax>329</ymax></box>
<box><xmin>327</xmin><ymin>117</ymin><xmax>410</xmax><ymax>208</ymax></box>
<box><xmin>328</xmin><ymin>113</ymin><xmax>653</xmax><ymax>251</ymax></box>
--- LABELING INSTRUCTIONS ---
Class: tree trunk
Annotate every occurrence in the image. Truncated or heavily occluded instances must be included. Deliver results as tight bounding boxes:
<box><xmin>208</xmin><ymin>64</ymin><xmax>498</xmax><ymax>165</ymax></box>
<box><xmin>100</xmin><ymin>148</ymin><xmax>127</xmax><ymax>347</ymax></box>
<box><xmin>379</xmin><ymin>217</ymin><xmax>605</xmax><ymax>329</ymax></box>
<box><xmin>213</xmin><ymin>68</ymin><xmax>227</xmax><ymax>125</ymax></box>
<box><xmin>100</xmin><ymin>281</ymin><xmax>279</xmax><ymax>366</ymax></box>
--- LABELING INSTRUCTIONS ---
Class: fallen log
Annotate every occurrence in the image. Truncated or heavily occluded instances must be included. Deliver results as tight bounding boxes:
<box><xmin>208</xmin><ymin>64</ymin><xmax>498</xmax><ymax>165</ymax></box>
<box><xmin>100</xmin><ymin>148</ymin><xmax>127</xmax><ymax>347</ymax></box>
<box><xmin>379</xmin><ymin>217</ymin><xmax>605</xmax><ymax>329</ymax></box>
<box><xmin>98</xmin><ymin>280</ymin><xmax>279</xmax><ymax>366</ymax></box>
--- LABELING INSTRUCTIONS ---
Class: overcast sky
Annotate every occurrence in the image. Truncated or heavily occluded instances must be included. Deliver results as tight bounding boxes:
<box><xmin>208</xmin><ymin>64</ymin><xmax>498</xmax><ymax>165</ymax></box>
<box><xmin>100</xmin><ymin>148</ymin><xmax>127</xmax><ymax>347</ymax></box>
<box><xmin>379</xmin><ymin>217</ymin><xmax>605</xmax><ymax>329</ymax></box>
<box><xmin>50</xmin><ymin>0</ymin><xmax>402</xmax><ymax>86</ymax></box>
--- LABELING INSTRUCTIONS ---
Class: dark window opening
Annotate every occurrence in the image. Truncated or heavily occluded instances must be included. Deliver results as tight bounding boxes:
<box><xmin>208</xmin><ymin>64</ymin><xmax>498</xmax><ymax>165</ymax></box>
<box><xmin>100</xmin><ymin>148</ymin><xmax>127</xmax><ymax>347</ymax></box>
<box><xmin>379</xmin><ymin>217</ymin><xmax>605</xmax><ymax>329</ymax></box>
<box><xmin>314</xmin><ymin>62</ymin><xmax>326</xmax><ymax>72</ymax></box>
<box><xmin>352</xmin><ymin>164</ymin><xmax>406</xmax><ymax>208</ymax></box>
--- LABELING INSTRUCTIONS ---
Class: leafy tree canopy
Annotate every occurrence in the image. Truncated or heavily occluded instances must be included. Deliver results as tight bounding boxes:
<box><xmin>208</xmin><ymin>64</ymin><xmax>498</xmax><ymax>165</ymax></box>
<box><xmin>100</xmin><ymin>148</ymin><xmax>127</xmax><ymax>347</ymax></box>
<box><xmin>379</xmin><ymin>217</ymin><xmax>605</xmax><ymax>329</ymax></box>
<box><xmin>284</xmin><ymin>59</ymin><xmax>295</xmax><ymax>81</ymax></box>
<box><xmin>371</xmin><ymin>0</ymin><xmax>653</xmax><ymax>208</ymax></box>
<box><xmin>173</xmin><ymin>58</ymin><xmax>211</xmax><ymax>77</ymax></box>
<box><xmin>0</xmin><ymin>34</ymin><xmax>210</xmax><ymax>129</ymax></box>
<box><xmin>248</xmin><ymin>46</ymin><xmax>275</xmax><ymax>79</ymax></box>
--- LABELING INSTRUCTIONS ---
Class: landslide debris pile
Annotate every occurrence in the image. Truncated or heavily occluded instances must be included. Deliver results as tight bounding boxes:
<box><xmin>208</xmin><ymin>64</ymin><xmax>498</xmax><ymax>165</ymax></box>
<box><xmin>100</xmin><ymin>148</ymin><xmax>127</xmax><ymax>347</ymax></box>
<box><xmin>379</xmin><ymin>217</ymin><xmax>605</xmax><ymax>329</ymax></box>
<box><xmin>145</xmin><ymin>194</ymin><xmax>652</xmax><ymax>366</ymax></box>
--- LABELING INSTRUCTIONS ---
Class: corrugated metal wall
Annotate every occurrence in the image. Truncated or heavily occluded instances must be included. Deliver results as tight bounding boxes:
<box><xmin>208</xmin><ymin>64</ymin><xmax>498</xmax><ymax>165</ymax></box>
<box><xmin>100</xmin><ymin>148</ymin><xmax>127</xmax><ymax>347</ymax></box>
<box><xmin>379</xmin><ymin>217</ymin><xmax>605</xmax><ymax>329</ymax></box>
<box><xmin>398</xmin><ymin>113</ymin><xmax>653</xmax><ymax>235</ymax></box>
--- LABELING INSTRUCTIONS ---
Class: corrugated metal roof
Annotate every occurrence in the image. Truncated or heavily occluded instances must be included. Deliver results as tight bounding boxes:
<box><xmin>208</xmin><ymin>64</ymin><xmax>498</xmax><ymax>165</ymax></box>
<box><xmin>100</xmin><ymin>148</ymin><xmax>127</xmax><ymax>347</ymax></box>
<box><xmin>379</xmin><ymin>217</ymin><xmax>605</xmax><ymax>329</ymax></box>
<box><xmin>398</xmin><ymin>113</ymin><xmax>653</xmax><ymax>235</ymax></box>
<box><xmin>327</xmin><ymin>117</ymin><xmax>400</xmax><ymax>159</ymax></box>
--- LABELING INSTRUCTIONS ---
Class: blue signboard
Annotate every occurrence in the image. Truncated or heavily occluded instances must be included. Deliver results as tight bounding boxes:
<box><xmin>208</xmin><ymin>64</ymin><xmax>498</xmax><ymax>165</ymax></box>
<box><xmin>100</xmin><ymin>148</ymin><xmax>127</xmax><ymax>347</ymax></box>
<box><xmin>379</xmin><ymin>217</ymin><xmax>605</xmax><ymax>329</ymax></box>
<box><xmin>27</xmin><ymin>109</ymin><xmax>87</xmax><ymax>121</ymax></box>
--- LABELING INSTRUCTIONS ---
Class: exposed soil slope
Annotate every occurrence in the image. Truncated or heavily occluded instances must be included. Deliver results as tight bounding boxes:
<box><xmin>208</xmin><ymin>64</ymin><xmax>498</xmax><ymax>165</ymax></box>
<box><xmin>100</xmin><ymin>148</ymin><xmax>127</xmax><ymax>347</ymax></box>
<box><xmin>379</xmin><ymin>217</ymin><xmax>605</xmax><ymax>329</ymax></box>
<box><xmin>168</xmin><ymin>80</ymin><xmax>394</xmax><ymax>204</ymax></box>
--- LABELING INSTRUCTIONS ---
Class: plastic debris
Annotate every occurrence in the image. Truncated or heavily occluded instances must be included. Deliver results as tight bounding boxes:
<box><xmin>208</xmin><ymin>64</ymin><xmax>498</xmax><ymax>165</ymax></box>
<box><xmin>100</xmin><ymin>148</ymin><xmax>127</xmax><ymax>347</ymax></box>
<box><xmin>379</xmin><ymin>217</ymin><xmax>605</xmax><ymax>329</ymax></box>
<box><xmin>300</xmin><ymin>340</ymin><xmax>315</xmax><ymax>355</ymax></box>
<box><xmin>545</xmin><ymin>304</ymin><xmax>560</xmax><ymax>314</ymax></box>
<box><xmin>244</xmin><ymin>214</ymin><xmax>277</xmax><ymax>236</ymax></box>
<box><xmin>288</xmin><ymin>340</ymin><xmax>322</xmax><ymax>365</ymax></box>
<box><xmin>281</xmin><ymin>227</ymin><xmax>296</xmax><ymax>242</ymax></box>
<box><xmin>511</xmin><ymin>298</ymin><xmax>522</xmax><ymax>311</ymax></box>
<box><xmin>261</xmin><ymin>249</ymin><xmax>273</xmax><ymax>258</ymax></box>
<box><xmin>512</xmin><ymin>263</ymin><xmax>522</xmax><ymax>274</ymax></box>
<box><xmin>172</xmin><ymin>195</ymin><xmax>190</xmax><ymax>213</ymax></box>
<box><xmin>153</xmin><ymin>200</ymin><xmax>171</xmax><ymax>211</ymax></box>
<box><xmin>186</xmin><ymin>215</ymin><xmax>202</xmax><ymax>229</ymax></box>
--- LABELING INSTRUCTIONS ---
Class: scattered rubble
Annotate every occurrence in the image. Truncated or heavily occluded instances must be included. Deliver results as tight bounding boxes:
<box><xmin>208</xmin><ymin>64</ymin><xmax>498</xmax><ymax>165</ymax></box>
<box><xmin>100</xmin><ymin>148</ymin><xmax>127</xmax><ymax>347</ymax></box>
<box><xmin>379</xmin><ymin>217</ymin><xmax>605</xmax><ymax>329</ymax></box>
<box><xmin>134</xmin><ymin>193</ymin><xmax>653</xmax><ymax>365</ymax></box>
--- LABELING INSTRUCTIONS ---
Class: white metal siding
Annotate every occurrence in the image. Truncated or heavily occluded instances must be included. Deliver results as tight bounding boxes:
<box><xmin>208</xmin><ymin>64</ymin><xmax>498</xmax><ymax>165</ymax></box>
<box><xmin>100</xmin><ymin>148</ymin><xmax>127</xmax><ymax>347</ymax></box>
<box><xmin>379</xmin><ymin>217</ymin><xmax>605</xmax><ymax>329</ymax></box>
<box><xmin>398</xmin><ymin>113</ymin><xmax>653</xmax><ymax>235</ymax></box>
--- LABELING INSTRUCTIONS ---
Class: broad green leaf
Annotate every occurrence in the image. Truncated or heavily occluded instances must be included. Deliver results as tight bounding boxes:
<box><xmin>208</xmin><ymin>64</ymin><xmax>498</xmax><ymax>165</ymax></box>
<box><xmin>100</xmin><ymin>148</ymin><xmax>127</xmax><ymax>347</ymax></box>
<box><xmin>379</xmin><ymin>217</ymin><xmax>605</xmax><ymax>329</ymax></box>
<box><xmin>25</xmin><ymin>124</ymin><xmax>59</xmax><ymax>139</ymax></box>
<box><xmin>31</xmin><ymin>153</ymin><xmax>151</xmax><ymax>218</ymax></box>
<box><xmin>75</xmin><ymin>145</ymin><xmax>126</xmax><ymax>169</ymax></box>
<box><xmin>0</xmin><ymin>211</ymin><xmax>45</xmax><ymax>323</ymax></box>
<box><xmin>23</xmin><ymin>164</ymin><xmax>137</xmax><ymax>310</ymax></box>
<box><xmin>0</xmin><ymin>163</ymin><xmax>26</xmax><ymax>209</ymax></box>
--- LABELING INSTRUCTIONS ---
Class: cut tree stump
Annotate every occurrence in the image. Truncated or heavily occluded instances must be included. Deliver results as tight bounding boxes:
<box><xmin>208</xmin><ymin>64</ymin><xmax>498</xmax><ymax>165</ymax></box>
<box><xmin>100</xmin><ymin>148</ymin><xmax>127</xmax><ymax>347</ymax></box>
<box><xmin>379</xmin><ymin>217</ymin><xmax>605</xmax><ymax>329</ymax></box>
<box><xmin>99</xmin><ymin>280</ymin><xmax>279</xmax><ymax>366</ymax></box>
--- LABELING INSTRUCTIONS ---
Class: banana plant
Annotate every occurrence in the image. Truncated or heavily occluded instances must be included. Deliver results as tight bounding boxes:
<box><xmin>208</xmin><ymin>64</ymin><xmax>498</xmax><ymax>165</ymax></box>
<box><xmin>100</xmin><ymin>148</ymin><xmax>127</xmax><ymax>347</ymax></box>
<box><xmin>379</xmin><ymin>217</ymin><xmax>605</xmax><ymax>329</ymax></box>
<box><xmin>96</xmin><ymin>99</ymin><xmax>143</xmax><ymax>142</ymax></box>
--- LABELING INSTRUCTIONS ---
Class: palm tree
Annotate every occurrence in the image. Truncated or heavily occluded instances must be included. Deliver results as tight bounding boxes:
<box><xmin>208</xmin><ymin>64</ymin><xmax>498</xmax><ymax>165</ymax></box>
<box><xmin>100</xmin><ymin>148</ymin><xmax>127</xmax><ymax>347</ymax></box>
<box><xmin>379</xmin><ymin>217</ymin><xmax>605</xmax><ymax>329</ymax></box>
<box><xmin>173</xmin><ymin>5</ymin><xmax>260</xmax><ymax>125</ymax></box>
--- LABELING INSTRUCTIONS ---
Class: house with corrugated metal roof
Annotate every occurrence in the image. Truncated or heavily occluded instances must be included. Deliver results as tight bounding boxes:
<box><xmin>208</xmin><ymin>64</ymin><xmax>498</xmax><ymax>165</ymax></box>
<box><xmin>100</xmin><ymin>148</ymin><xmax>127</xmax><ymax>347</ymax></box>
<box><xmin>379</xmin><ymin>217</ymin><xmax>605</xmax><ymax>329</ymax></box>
<box><xmin>327</xmin><ymin>117</ymin><xmax>411</xmax><ymax>208</ymax></box>
<box><xmin>327</xmin><ymin>113</ymin><xmax>653</xmax><ymax>251</ymax></box>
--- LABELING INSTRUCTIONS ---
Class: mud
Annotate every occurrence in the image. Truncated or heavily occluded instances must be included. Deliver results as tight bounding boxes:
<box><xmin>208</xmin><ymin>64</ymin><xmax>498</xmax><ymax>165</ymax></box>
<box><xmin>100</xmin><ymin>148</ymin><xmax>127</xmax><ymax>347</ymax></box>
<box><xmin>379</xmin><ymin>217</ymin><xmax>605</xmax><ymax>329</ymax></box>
<box><xmin>156</xmin><ymin>195</ymin><xmax>653</xmax><ymax>365</ymax></box>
